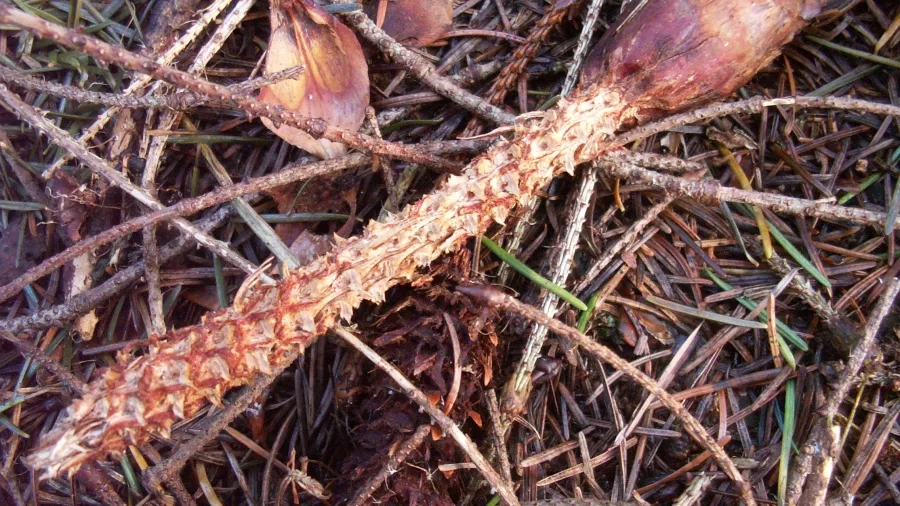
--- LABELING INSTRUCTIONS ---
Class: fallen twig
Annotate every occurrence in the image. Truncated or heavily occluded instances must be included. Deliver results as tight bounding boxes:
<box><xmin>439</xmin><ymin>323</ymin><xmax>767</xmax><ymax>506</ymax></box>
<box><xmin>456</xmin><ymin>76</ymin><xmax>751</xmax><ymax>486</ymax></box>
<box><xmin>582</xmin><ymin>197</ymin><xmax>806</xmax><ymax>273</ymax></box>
<box><xmin>0</xmin><ymin>2</ymin><xmax>461</xmax><ymax>173</ymax></box>
<box><xmin>0</xmin><ymin>85</ymin><xmax>260</xmax><ymax>276</ymax></box>
<box><xmin>348</xmin><ymin>424</ymin><xmax>431</xmax><ymax>506</ymax></box>
<box><xmin>40</xmin><ymin>0</ymin><xmax>237</xmax><ymax>178</ymax></box>
<box><xmin>605</xmin><ymin>160</ymin><xmax>892</xmax><ymax>231</ymax></box>
<box><xmin>614</xmin><ymin>95</ymin><xmax>900</xmax><ymax>147</ymax></box>
<box><xmin>788</xmin><ymin>277</ymin><xmax>899</xmax><ymax>504</ymax></box>
<box><xmin>333</xmin><ymin>327</ymin><xmax>519</xmax><ymax>506</ymax></box>
<box><xmin>0</xmin><ymin>206</ymin><xmax>236</xmax><ymax>334</ymax></box>
<box><xmin>456</xmin><ymin>284</ymin><xmax>757</xmax><ymax>504</ymax></box>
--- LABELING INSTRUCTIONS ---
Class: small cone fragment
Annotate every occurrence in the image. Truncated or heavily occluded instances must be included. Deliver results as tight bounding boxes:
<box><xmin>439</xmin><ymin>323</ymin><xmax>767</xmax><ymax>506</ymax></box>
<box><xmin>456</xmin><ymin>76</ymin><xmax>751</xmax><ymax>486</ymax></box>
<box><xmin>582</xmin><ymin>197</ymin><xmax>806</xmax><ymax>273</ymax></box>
<box><xmin>580</xmin><ymin>0</ymin><xmax>826</xmax><ymax>124</ymax></box>
<box><xmin>365</xmin><ymin>0</ymin><xmax>453</xmax><ymax>48</ymax></box>
<box><xmin>259</xmin><ymin>0</ymin><xmax>369</xmax><ymax>158</ymax></box>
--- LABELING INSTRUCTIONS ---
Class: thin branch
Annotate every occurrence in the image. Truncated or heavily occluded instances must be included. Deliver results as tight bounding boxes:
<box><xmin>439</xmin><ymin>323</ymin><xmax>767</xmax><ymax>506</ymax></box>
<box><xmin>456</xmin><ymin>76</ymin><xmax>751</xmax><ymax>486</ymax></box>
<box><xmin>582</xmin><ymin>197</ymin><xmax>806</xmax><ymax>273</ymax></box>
<box><xmin>0</xmin><ymin>205</ymin><xmax>236</xmax><ymax>334</ymax></box>
<box><xmin>745</xmin><ymin>237</ymin><xmax>860</xmax><ymax>355</ymax></box>
<box><xmin>348</xmin><ymin>424</ymin><xmax>431</xmax><ymax>506</ymax></box>
<box><xmin>332</xmin><ymin>327</ymin><xmax>520</xmax><ymax>506</ymax></box>
<box><xmin>0</xmin><ymin>3</ymin><xmax>462</xmax><ymax>173</ymax></box>
<box><xmin>332</xmin><ymin>1</ymin><xmax>515</xmax><ymax>126</ymax></box>
<box><xmin>0</xmin><ymin>84</ymin><xmax>261</xmax><ymax>276</ymax></box>
<box><xmin>456</xmin><ymin>284</ymin><xmax>758</xmax><ymax>506</ymax></box>
<box><xmin>0</xmin><ymin>64</ymin><xmax>306</xmax><ymax>111</ymax></box>
<box><xmin>73</xmin><ymin>463</ymin><xmax>127</xmax><ymax>506</ymax></box>
<box><xmin>614</xmin><ymin>95</ymin><xmax>900</xmax><ymax>147</ymax></box>
<box><xmin>0</xmin><ymin>330</ymin><xmax>87</xmax><ymax>395</ymax></box>
<box><xmin>41</xmin><ymin>0</ymin><xmax>237</xmax><ymax>178</ymax></box>
<box><xmin>502</xmin><ymin>165</ymin><xmax>599</xmax><ymax>417</ymax></box>
<box><xmin>604</xmin><ymin>160</ymin><xmax>892</xmax><ymax>231</ymax></box>
<box><xmin>142</xmin><ymin>225</ymin><xmax>166</xmax><ymax>336</ymax></box>
<box><xmin>138</xmin><ymin>0</ymin><xmax>260</xmax><ymax>295</ymax></box>
<box><xmin>824</xmin><ymin>277</ymin><xmax>900</xmax><ymax>419</ymax></box>
<box><xmin>562</xmin><ymin>0</ymin><xmax>605</xmax><ymax>96</ymax></box>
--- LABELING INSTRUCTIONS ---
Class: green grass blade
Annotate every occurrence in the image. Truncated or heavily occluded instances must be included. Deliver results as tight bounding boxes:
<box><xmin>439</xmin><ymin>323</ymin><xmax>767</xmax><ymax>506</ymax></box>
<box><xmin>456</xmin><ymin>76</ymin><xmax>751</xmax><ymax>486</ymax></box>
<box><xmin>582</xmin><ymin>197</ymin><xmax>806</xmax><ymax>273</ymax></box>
<box><xmin>807</xmin><ymin>36</ymin><xmax>900</xmax><ymax>70</ymax></box>
<box><xmin>705</xmin><ymin>269</ymin><xmax>808</xmax><ymax>353</ymax></box>
<box><xmin>645</xmin><ymin>294</ymin><xmax>767</xmax><ymax>329</ymax></box>
<box><xmin>578</xmin><ymin>291</ymin><xmax>601</xmax><ymax>333</ymax></box>
<box><xmin>733</xmin><ymin>203</ymin><xmax>831</xmax><ymax>289</ymax></box>
<box><xmin>481</xmin><ymin>236</ymin><xmax>587</xmax><ymax>311</ymax></box>
<box><xmin>764</xmin><ymin>219</ymin><xmax>831</xmax><ymax>290</ymax></box>
<box><xmin>778</xmin><ymin>379</ymin><xmax>797</xmax><ymax>506</ymax></box>
<box><xmin>837</xmin><ymin>173</ymin><xmax>881</xmax><ymax>205</ymax></box>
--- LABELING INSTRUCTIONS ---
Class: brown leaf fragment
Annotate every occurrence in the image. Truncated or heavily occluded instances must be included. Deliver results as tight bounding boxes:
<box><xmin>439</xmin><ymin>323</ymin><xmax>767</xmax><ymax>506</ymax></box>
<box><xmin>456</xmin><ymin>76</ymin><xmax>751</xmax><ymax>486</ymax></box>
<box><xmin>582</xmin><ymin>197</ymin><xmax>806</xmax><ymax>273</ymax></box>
<box><xmin>289</xmin><ymin>230</ymin><xmax>334</xmax><ymax>266</ymax></box>
<box><xmin>260</xmin><ymin>0</ymin><xmax>369</xmax><ymax>159</ymax></box>
<box><xmin>365</xmin><ymin>0</ymin><xmax>453</xmax><ymax>48</ymax></box>
<box><xmin>182</xmin><ymin>286</ymin><xmax>222</xmax><ymax>311</ymax></box>
<box><xmin>46</xmin><ymin>171</ymin><xmax>94</xmax><ymax>243</ymax></box>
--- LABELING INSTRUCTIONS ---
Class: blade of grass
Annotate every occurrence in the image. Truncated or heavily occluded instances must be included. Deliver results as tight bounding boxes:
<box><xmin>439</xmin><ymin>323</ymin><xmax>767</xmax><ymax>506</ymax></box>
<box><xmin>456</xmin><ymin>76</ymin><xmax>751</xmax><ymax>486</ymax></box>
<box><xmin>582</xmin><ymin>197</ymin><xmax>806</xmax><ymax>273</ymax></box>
<box><xmin>733</xmin><ymin>204</ymin><xmax>831</xmax><ymax>289</ymax></box>
<box><xmin>885</xmin><ymin>176</ymin><xmax>899</xmax><ymax>236</ymax></box>
<box><xmin>214</xmin><ymin>255</ymin><xmax>228</xmax><ymax>309</ymax></box>
<box><xmin>0</xmin><ymin>413</ymin><xmax>28</xmax><ymax>437</ymax></box>
<box><xmin>778</xmin><ymin>379</ymin><xmax>796</xmax><ymax>506</ymax></box>
<box><xmin>806</xmin><ymin>64</ymin><xmax>880</xmax><ymax>97</ymax></box>
<box><xmin>481</xmin><ymin>235</ymin><xmax>587</xmax><ymax>311</ymax></box>
<box><xmin>253</xmin><ymin>213</ymin><xmax>350</xmax><ymax>223</ymax></box>
<box><xmin>578</xmin><ymin>291</ymin><xmax>601</xmax><ymax>333</ymax></box>
<box><xmin>158</xmin><ymin>133</ymin><xmax>272</xmax><ymax>145</ymax></box>
<box><xmin>0</xmin><ymin>200</ymin><xmax>46</xmax><ymax>211</ymax></box>
<box><xmin>721</xmin><ymin>202</ymin><xmax>758</xmax><ymax>266</ymax></box>
<box><xmin>762</xmin><ymin>214</ymin><xmax>831</xmax><ymax>290</ymax></box>
<box><xmin>705</xmin><ymin>269</ymin><xmax>806</xmax><ymax>360</ymax></box>
<box><xmin>717</xmin><ymin>143</ymin><xmax>772</xmax><ymax>257</ymax></box>
<box><xmin>67</xmin><ymin>0</ymin><xmax>82</xmax><ymax>27</ymax></box>
<box><xmin>838</xmin><ymin>172</ymin><xmax>882</xmax><ymax>204</ymax></box>
<box><xmin>119</xmin><ymin>453</ymin><xmax>142</xmax><ymax>495</ymax></box>
<box><xmin>645</xmin><ymin>294</ymin><xmax>767</xmax><ymax>329</ymax></box>
<box><xmin>807</xmin><ymin>35</ymin><xmax>900</xmax><ymax>70</ymax></box>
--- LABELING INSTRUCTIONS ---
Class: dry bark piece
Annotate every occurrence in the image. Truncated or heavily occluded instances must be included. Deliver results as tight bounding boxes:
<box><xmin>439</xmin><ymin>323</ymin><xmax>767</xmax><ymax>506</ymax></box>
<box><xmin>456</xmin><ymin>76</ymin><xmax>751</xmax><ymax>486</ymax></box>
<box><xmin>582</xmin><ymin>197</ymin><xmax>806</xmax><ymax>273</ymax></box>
<box><xmin>259</xmin><ymin>0</ymin><xmax>369</xmax><ymax>159</ymax></box>
<box><xmin>364</xmin><ymin>0</ymin><xmax>453</xmax><ymax>48</ymax></box>
<box><xmin>47</xmin><ymin>172</ymin><xmax>101</xmax><ymax>339</ymax></box>
<box><xmin>26</xmin><ymin>0</ymin><xmax>824</xmax><ymax>481</ymax></box>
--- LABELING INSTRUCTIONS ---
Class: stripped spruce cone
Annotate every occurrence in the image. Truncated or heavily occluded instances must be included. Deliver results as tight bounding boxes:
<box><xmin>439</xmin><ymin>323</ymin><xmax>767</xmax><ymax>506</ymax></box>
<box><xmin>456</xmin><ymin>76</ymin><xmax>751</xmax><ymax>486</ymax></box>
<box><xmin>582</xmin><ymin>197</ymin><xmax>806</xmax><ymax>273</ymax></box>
<box><xmin>24</xmin><ymin>0</ymin><xmax>824</xmax><ymax>479</ymax></box>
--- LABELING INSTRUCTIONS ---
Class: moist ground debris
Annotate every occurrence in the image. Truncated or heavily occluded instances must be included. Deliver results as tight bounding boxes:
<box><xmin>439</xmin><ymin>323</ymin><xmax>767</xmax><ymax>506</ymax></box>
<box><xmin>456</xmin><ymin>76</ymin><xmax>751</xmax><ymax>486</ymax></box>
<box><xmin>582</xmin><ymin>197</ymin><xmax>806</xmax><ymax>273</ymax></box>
<box><xmin>0</xmin><ymin>1</ymin><xmax>899</xmax><ymax>505</ymax></box>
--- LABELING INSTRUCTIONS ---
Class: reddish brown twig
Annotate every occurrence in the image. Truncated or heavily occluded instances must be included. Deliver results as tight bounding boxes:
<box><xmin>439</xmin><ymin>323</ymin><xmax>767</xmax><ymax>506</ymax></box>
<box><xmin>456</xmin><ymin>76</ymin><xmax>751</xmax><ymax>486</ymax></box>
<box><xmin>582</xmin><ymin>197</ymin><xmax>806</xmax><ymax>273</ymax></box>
<box><xmin>0</xmin><ymin>2</ymin><xmax>462</xmax><ymax>173</ymax></box>
<box><xmin>456</xmin><ymin>284</ymin><xmax>757</xmax><ymax>503</ymax></box>
<box><xmin>461</xmin><ymin>1</ymin><xmax>576</xmax><ymax>137</ymax></box>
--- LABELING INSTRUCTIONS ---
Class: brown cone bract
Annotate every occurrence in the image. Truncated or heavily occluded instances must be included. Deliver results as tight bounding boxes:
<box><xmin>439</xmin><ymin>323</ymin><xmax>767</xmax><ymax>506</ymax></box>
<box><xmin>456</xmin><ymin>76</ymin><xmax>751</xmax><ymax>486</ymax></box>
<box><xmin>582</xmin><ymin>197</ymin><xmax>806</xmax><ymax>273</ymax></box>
<box><xmin>580</xmin><ymin>0</ymin><xmax>826</xmax><ymax>124</ymax></box>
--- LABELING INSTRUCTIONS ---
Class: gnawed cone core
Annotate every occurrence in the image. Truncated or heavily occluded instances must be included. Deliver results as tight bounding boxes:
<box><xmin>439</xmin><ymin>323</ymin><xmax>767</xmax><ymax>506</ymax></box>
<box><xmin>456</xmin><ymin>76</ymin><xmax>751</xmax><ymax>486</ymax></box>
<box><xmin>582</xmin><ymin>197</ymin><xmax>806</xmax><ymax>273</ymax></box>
<box><xmin>26</xmin><ymin>86</ymin><xmax>626</xmax><ymax>480</ymax></box>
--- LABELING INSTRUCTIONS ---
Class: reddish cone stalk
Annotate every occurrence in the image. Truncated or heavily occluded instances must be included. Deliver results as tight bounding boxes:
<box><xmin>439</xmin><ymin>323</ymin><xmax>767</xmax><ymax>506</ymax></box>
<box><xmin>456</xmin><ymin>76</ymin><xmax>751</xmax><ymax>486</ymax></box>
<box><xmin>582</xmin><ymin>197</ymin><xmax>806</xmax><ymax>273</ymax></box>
<box><xmin>14</xmin><ymin>0</ymin><xmax>824</xmax><ymax>492</ymax></box>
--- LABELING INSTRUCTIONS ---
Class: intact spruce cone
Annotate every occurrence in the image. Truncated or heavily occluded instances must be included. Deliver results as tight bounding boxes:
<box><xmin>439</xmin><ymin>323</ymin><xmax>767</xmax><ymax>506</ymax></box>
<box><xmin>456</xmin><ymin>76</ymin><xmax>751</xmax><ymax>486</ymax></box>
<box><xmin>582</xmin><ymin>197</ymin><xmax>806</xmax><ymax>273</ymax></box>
<box><xmin>28</xmin><ymin>0</ymin><xmax>824</xmax><ymax>478</ymax></box>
